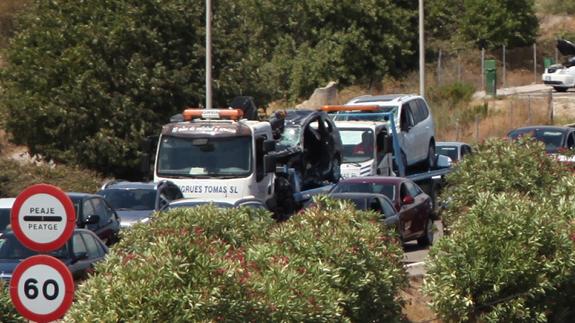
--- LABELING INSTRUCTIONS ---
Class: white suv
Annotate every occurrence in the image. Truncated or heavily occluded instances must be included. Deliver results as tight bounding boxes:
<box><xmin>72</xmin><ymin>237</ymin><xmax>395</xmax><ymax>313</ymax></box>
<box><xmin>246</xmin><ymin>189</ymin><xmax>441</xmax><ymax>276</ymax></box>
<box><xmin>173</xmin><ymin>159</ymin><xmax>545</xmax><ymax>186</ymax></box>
<box><xmin>334</xmin><ymin>94</ymin><xmax>436</xmax><ymax>169</ymax></box>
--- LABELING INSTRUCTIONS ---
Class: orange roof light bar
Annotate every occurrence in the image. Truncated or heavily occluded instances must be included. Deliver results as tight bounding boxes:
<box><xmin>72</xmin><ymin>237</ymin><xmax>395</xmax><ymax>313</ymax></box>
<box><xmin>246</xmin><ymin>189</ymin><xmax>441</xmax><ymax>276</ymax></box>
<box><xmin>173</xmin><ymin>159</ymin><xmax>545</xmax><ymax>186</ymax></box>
<box><xmin>321</xmin><ymin>105</ymin><xmax>381</xmax><ymax>112</ymax></box>
<box><xmin>183</xmin><ymin>108</ymin><xmax>244</xmax><ymax>121</ymax></box>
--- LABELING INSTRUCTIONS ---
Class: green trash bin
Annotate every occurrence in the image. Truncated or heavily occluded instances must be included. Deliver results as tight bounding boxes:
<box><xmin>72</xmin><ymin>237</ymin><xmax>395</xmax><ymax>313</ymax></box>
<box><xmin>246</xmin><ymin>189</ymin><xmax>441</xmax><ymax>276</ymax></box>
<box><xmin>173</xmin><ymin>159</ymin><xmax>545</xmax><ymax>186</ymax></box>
<box><xmin>484</xmin><ymin>59</ymin><xmax>497</xmax><ymax>96</ymax></box>
<box><xmin>544</xmin><ymin>57</ymin><xmax>555</xmax><ymax>69</ymax></box>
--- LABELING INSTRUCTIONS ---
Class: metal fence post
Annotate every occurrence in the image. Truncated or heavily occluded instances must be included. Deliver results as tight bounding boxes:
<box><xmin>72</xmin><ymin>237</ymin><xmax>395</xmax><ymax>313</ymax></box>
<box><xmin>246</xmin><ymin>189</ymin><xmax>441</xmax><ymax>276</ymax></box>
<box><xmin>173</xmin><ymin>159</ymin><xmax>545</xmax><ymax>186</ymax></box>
<box><xmin>533</xmin><ymin>43</ymin><xmax>537</xmax><ymax>84</ymax></box>
<box><xmin>548</xmin><ymin>89</ymin><xmax>553</xmax><ymax>124</ymax></box>
<box><xmin>527</xmin><ymin>95</ymin><xmax>532</xmax><ymax>124</ymax></box>
<box><xmin>509</xmin><ymin>98</ymin><xmax>514</xmax><ymax>128</ymax></box>
<box><xmin>475</xmin><ymin>115</ymin><xmax>480</xmax><ymax>142</ymax></box>
<box><xmin>481</xmin><ymin>48</ymin><xmax>485</xmax><ymax>91</ymax></box>
<box><xmin>502</xmin><ymin>45</ymin><xmax>506</xmax><ymax>88</ymax></box>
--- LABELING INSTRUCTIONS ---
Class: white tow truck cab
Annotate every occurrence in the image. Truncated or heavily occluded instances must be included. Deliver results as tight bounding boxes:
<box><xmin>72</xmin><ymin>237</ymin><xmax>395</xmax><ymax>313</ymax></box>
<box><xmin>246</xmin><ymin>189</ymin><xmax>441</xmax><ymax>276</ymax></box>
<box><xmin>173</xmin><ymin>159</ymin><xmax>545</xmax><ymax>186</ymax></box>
<box><xmin>153</xmin><ymin>108</ymin><xmax>277</xmax><ymax>206</ymax></box>
<box><xmin>321</xmin><ymin>105</ymin><xmax>405</xmax><ymax>177</ymax></box>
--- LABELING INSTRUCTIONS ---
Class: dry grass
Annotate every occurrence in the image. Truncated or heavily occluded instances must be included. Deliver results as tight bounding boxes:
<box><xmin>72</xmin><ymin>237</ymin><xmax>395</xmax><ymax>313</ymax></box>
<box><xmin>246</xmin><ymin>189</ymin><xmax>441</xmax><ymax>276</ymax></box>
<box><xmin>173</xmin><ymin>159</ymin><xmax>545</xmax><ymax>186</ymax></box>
<box><xmin>401</xmin><ymin>277</ymin><xmax>439</xmax><ymax>322</ymax></box>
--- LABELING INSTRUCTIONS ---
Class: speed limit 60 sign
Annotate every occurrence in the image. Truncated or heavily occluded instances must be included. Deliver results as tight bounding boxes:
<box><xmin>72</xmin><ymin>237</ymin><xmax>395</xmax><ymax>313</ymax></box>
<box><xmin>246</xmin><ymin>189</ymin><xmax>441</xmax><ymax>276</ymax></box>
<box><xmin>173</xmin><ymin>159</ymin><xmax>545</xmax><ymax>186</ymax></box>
<box><xmin>10</xmin><ymin>255</ymin><xmax>74</xmax><ymax>323</ymax></box>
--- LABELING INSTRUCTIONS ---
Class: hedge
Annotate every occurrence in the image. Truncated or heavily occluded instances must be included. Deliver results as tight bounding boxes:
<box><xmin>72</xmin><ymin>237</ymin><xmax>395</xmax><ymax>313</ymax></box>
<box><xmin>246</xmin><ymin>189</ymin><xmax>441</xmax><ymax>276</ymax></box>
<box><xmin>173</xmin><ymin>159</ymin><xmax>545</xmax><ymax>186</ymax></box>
<box><xmin>64</xmin><ymin>197</ymin><xmax>407</xmax><ymax>322</ymax></box>
<box><xmin>425</xmin><ymin>139</ymin><xmax>575</xmax><ymax>321</ymax></box>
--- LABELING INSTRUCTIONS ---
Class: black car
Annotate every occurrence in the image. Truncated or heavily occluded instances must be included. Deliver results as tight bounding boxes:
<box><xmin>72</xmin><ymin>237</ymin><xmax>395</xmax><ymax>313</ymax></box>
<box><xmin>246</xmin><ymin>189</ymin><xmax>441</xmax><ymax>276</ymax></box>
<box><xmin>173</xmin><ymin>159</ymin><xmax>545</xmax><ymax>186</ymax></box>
<box><xmin>0</xmin><ymin>229</ymin><xmax>108</xmax><ymax>282</ymax></box>
<box><xmin>271</xmin><ymin>109</ymin><xmax>343</xmax><ymax>189</ymax></box>
<box><xmin>507</xmin><ymin>126</ymin><xmax>575</xmax><ymax>153</ymax></box>
<box><xmin>67</xmin><ymin>193</ymin><xmax>121</xmax><ymax>245</ymax></box>
<box><xmin>97</xmin><ymin>180</ymin><xmax>183</xmax><ymax>228</ymax></box>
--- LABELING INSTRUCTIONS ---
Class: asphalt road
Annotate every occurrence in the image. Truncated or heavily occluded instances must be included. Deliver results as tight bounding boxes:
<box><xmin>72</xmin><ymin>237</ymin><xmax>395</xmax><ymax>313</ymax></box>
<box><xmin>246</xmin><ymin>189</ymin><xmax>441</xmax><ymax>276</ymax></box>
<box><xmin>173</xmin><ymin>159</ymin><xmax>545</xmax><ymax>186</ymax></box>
<box><xmin>403</xmin><ymin>220</ymin><xmax>444</xmax><ymax>277</ymax></box>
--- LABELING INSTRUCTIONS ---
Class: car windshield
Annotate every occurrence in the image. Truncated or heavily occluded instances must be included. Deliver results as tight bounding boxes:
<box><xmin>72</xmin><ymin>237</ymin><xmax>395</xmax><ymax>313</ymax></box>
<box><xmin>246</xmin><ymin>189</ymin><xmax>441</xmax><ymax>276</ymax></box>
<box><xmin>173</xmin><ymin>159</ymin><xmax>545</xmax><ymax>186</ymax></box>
<box><xmin>508</xmin><ymin>129</ymin><xmax>566</xmax><ymax>153</ymax></box>
<box><xmin>340</xmin><ymin>128</ymin><xmax>375</xmax><ymax>163</ymax></box>
<box><xmin>0</xmin><ymin>234</ymin><xmax>68</xmax><ymax>260</ymax></box>
<box><xmin>332</xmin><ymin>106</ymin><xmax>397</xmax><ymax>122</ymax></box>
<box><xmin>99</xmin><ymin>189</ymin><xmax>156</xmax><ymax>211</ymax></box>
<box><xmin>437</xmin><ymin>146</ymin><xmax>459</xmax><ymax>161</ymax></box>
<box><xmin>331</xmin><ymin>182</ymin><xmax>395</xmax><ymax>200</ymax></box>
<box><xmin>277</xmin><ymin>126</ymin><xmax>302</xmax><ymax>149</ymax></box>
<box><xmin>157</xmin><ymin>136</ymin><xmax>252</xmax><ymax>178</ymax></box>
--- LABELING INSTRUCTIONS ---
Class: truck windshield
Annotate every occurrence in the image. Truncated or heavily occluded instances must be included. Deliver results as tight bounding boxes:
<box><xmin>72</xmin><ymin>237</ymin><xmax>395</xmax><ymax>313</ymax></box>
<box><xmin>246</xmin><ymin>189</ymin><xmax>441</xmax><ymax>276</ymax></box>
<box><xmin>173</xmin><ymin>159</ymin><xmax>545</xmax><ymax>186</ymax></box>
<box><xmin>340</xmin><ymin>128</ymin><xmax>375</xmax><ymax>163</ymax></box>
<box><xmin>332</xmin><ymin>106</ymin><xmax>397</xmax><ymax>121</ymax></box>
<box><xmin>157</xmin><ymin>136</ymin><xmax>252</xmax><ymax>178</ymax></box>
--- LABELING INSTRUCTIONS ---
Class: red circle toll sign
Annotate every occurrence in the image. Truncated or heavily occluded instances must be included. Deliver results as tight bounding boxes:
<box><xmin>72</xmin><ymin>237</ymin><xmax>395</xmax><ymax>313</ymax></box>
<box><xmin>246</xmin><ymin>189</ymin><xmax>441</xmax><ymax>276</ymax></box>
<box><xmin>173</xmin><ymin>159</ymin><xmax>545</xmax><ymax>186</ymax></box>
<box><xmin>10</xmin><ymin>255</ymin><xmax>75</xmax><ymax>323</ymax></box>
<box><xmin>11</xmin><ymin>184</ymin><xmax>76</xmax><ymax>252</ymax></box>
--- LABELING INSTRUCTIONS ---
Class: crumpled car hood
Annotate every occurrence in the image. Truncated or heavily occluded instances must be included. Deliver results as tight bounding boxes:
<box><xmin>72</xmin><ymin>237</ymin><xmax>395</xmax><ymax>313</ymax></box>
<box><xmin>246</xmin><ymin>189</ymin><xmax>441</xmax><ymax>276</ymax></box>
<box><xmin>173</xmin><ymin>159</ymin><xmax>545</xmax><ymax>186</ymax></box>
<box><xmin>557</xmin><ymin>39</ymin><xmax>575</xmax><ymax>56</ymax></box>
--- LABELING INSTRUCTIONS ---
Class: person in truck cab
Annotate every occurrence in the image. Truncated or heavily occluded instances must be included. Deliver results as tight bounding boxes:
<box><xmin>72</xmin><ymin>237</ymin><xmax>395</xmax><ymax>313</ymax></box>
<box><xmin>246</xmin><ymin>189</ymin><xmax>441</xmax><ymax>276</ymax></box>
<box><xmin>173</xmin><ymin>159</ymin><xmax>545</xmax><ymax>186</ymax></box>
<box><xmin>353</xmin><ymin>131</ymin><xmax>374</xmax><ymax>155</ymax></box>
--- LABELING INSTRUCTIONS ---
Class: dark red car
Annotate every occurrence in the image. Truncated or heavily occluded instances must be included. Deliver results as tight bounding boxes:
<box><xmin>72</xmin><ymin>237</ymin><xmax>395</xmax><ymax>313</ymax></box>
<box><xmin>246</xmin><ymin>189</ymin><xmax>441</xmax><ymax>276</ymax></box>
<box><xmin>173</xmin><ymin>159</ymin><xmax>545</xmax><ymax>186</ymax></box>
<box><xmin>330</xmin><ymin>176</ymin><xmax>434</xmax><ymax>245</ymax></box>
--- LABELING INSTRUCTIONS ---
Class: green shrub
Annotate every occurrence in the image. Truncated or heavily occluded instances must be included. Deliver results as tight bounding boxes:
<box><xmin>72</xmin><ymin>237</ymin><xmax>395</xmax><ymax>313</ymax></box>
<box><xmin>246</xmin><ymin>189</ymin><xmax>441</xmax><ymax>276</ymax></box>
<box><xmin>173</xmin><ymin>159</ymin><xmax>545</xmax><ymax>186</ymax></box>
<box><xmin>0</xmin><ymin>281</ymin><xmax>25</xmax><ymax>322</ymax></box>
<box><xmin>440</xmin><ymin>138</ymin><xmax>570</xmax><ymax>229</ymax></box>
<box><xmin>426</xmin><ymin>138</ymin><xmax>575</xmax><ymax>321</ymax></box>
<box><xmin>424</xmin><ymin>192</ymin><xmax>575</xmax><ymax>322</ymax></box>
<box><xmin>64</xmin><ymin>198</ymin><xmax>407</xmax><ymax>322</ymax></box>
<box><xmin>0</xmin><ymin>157</ymin><xmax>104</xmax><ymax>196</ymax></box>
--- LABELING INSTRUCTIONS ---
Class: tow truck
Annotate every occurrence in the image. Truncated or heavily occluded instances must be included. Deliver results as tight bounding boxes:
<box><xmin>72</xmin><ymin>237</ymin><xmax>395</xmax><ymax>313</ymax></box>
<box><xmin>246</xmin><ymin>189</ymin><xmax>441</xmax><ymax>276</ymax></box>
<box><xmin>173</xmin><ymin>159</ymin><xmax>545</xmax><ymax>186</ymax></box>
<box><xmin>294</xmin><ymin>105</ymin><xmax>452</xmax><ymax>209</ymax></box>
<box><xmin>150</xmin><ymin>108</ymin><xmax>338</xmax><ymax>218</ymax></box>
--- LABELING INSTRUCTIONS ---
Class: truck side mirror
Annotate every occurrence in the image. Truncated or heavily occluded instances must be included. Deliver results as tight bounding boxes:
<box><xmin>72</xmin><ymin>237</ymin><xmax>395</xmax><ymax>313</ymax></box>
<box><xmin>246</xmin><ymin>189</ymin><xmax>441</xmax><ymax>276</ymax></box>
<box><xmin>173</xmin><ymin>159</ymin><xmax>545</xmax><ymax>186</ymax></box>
<box><xmin>263</xmin><ymin>139</ymin><xmax>276</xmax><ymax>153</ymax></box>
<box><xmin>379</xmin><ymin>134</ymin><xmax>393</xmax><ymax>154</ymax></box>
<box><xmin>264</xmin><ymin>155</ymin><xmax>276</xmax><ymax>173</ymax></box>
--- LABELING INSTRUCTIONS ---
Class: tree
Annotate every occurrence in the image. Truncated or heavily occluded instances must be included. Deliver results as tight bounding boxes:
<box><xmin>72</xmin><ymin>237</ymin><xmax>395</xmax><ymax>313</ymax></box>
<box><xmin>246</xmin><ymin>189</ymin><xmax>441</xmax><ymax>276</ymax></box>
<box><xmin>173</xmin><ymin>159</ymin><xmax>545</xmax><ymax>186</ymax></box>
<box><xmin>427</xmin><ymin>0</ymin><xmax>538</xmax><ymax>50</ymax></box>
<box><xmin>0</xmin><ymin>0</ymin><xmax>418</xmax><ymax>177</ymax></box>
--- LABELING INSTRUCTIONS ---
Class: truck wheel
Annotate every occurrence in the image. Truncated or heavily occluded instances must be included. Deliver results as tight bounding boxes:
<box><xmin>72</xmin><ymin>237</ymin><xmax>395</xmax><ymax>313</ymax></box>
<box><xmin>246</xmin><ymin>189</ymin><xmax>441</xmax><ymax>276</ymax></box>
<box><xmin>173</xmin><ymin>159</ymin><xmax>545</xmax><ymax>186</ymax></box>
<box><xmin>554</xmin><ymin>87</ymin><xmax>568</xmax><ymax>92</ymax></box>
<box><xmin>426</xmin><ymin>142</ymin><xmax>437</xmax><ymax>170</ymax></box>
<box><xmin>274</xmin><ymin>177</ymin><xmax>297</xmax><ymax>220</ymax></box>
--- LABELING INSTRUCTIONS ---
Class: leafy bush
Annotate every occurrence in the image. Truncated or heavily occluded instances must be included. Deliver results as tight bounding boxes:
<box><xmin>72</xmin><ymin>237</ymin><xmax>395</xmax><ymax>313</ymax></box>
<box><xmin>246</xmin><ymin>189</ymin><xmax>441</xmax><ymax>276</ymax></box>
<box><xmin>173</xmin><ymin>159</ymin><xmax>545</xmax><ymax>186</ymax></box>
<box><xmin>440</xmin><ymin>138</ymin><xmax>570</xmax><ymax>229</ymax></box>
<box><xmin>0</xmin><ymin>281</ymin><xmax>24</xmax><ymax>322</ymax></box>
<box><xmin>64</xmin><ymin>197</ymin><xmax>407</xmax><ymax>322</ymax></box>
<box><xmin>424</xmin><ymin>192</ymin><xmax>575</xmax><ymax>322</ymax></box>
<box><xmin>425</xmin><ymin>139</ymin><xmax>575</xmax><ymax>321</ymax></box>
<box><xmin>0</xmin><ymin>157</ymin><xmax>104</xmax><ymax>197</ymax></box>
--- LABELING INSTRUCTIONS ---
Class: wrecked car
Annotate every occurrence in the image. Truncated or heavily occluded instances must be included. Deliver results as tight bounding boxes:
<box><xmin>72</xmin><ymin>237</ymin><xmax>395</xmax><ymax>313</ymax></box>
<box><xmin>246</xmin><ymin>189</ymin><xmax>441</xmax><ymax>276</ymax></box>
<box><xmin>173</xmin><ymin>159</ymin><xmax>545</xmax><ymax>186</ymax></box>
<box><xmin>270</xmin><ymin>109</ymin><xmax>343</xmax><ymax>190</ymax></box>
<box><xmin>543</xmin><ymin>39</ymin><xmax>575</xmax><ymax>92</ymax></box>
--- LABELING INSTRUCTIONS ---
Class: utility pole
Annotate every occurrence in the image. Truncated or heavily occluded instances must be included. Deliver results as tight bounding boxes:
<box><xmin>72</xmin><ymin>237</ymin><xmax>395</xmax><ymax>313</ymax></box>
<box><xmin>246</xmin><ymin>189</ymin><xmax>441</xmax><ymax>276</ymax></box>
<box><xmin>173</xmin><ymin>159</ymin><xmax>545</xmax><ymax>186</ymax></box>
<box><xmin>419</xmin><ymin>0</ymin><xmax>425</xmax><ymax>98</ymax></box>
<box><xmin>206</xmin><ymin>0</ymin><xmax>213</xmax><ymax>109</ymax></box>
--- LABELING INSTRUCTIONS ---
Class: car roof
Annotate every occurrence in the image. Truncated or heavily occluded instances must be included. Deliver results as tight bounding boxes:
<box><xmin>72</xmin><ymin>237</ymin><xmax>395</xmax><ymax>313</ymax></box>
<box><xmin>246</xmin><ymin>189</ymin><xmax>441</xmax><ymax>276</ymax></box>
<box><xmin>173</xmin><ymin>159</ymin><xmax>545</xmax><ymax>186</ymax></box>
<box><xmin>346</xmin><ymin>94</ymin><xmax>419</xmax><ymax>105</ymax></box>
<box><xmin>101</xmin><ymin>181</ymin><xmax>157</xmax><ymax>190</ymax></box>
<box><xmin>337</xmin><ymin>176</ymin><xmax>406</xmax><ymax>185</ymax></box>
<box><xmin>436</xmin><ymin>141</ymin><xmax>469</xmax><ymax>147</ymax></box>
<box><xmin>67</xmin><ymin>192</ymin><xmax>101</xmax><ymax>200</ymax></box>
<box><xmin>330</xmin><ymin>192</ymin><xmax>391</xmax><ymax>200</ymax></box>
<box><xmin>283</xmin><ymin>109</ymin><xmax>328</xmax><ymax>126</ymax></box>
<box><xmin>508</xmin><ymin>125</ymin><xmax>572</xmax><ymax>134</ymax></box>
<box><xmin>0</xmin><ymin>198</ymin><xmax>15</xmax><ymax>209</ymax></box>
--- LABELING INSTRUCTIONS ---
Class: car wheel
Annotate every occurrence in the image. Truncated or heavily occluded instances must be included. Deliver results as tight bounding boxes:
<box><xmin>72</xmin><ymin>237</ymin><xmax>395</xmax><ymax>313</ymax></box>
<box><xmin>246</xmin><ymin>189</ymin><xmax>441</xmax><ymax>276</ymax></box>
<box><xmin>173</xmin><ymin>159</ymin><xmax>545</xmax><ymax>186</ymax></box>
<box><xmin>417</xmin><ymin>218</ymin><xmax>434</xmax><ymax>247</ymax></box>
<box><xmin>554</xmin><ymin>87</ymin><xmax>568</xmax><ymax>92</ymax></box>
<box><xmin>426</xmin><ymin>142</ymin><xmax>437</xmax><ymax>170</ymax></box>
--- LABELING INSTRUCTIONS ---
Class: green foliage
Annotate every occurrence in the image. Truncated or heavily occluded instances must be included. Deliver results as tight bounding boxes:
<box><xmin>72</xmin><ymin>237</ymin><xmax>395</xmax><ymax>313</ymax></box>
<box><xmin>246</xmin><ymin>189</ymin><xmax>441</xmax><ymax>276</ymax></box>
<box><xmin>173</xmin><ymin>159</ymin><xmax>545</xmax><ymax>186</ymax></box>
<box><xmin>424</xmin><ymin>192</ymin><xmax>575</xmax><ymax>322</ymax></box>
<box><xmin>0</xmin><ymin>157</ymin><xmax>103</xmax><ymax>197</ymax></box>
<box><xmin>427</xmin><ymin>82</ymin><xmax>475</xmax><ymax>109</ymax></box>
<box><xmin>440</xmin><ymin>138</ymin><xmax>570</xmax><ymax>229</ymax></box>
<box><xmin>427</xmin><ymin>0</ymin><xmax>538</xmax><ymax>49</ymax></box>
<box><xmin>0</xmin><ymin>0</ymin><xmax>420</xmax><ymax>178</ymax></box>
<box><xmin>0</xmin><ymin>281</ymin><xmax>24</xmax><ymax>322</ymax></box>
<box><xmin>425</xmin><ymin>139</ymin><xmax>575</xmax><ymax>321</ymax></box>
<box><xmin>65</xmin><ymin>198</ymin><xmax>407</xmax><ymax>322</ymax></box>
<box><xmin>427</xmin><ymin>82</ymin><xmax>477</xmax><ymax>132</ymax></box>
